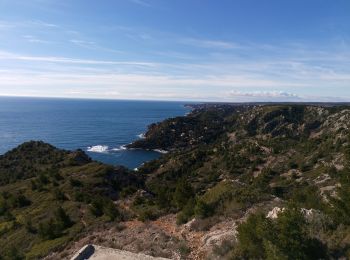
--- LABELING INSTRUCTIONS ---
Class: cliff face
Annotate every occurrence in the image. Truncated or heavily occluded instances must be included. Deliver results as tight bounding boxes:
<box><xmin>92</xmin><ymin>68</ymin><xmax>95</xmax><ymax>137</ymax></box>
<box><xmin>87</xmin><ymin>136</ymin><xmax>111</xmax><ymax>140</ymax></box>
<box><xmin>128</xmin><ymin>105</ymin><xmax>344</xmax><ymax>151</ymax></box>
<box><xmin>127</xmin><ymin>105</ymin><xmax>246</xmax><ymax>151</ymax></box>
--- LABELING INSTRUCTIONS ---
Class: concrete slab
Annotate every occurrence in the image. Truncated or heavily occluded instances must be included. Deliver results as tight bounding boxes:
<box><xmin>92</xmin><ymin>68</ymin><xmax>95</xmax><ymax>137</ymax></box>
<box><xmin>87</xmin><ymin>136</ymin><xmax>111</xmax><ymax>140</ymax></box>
<box><xmin>71</xmin><ymin>244</ymin><xmax>170</xmax><ymax>260</ymax></box>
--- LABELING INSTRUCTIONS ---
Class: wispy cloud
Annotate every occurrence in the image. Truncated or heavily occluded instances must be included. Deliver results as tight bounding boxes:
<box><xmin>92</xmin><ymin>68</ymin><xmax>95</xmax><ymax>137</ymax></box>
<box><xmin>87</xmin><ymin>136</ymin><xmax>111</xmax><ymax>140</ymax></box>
<box><xmin>0</xmin><ymin>48</ymin><xmax>349</xmax><ymax>90</ymax></box>
<box><xmin>0</xmin><ymin>21</ymin><xmax>16</xmax><ymax>30</ymax></box>
<box><xmin>23</xmin><ymin>35</ymin><xmax>52</xmax><ymax>44</ymax></box>
<box><xmin>29</xmin><ymin>20</ymin><xmax>59</xmax><ymax>28</ymax></box>
<box><xmin>226</xmin><ymin>90</ymin><xmax>349</xmax><ymax>102</ymax></box>
<box><xmin>128</xmin><ymin>0</ymin><xmax>151</xmax><ymax>7</ymax></box>
<box><xmin>70</xmin><ymin>39</ymin><xmax>123</xmax><ymax>53</ymax></box>
<box><xmin>0</xmin><ymin>19</ymin><xmax>59</xmax><ymax>30</ymax></box>
<box><xmin>181</xmin><ymin>38</ymin><xmax>241</xmax><ymax>49</ymax></box>
<box><xmin>0</xmin><ymin>34</ymin><xmax>349</xmax><ymax>101</ymax></box>
<box><xmin>0</xmin><ymin>51</ymin><xmax>156</xmax><ymax>67</ymax></box>
<box><xmin>0</xmin><ymin>65</ymin><xmax>347</xmax><ymax>101</ymax></box>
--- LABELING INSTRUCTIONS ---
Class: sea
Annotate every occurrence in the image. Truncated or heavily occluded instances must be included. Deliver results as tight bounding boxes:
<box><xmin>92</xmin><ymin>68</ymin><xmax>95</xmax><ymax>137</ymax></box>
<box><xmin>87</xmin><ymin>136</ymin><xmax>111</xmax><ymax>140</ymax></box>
<box><xmin>0</xmin><ymin>97</ymin><xmax>190</xmax><ymax>169</ymax></box>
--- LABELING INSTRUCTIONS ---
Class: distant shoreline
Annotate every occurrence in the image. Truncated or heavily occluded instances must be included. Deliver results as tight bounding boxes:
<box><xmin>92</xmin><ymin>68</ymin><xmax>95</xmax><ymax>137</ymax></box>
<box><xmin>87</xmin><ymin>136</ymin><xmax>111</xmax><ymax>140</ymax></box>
<box><xmin>185</xmin><ymin>102</ymin><xmax>350</xmax><ymax>109</ymax></box>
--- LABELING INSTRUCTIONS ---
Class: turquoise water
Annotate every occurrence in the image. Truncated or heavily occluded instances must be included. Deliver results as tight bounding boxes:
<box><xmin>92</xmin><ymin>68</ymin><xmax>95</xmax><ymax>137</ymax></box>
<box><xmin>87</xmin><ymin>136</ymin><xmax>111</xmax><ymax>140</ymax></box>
<box><xmin>0</xmin><ymin>97</ymin><xmax>189</xmax><ymax>169</ymax></box>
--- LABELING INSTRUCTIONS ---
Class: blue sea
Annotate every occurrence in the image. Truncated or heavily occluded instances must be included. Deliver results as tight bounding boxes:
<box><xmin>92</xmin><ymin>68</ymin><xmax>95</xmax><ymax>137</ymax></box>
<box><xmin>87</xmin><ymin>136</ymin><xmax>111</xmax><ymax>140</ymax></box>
<box><xmin>0</xmin><ymin>97</ymin><xmax>190</xmax><ymax>169</ymax></box>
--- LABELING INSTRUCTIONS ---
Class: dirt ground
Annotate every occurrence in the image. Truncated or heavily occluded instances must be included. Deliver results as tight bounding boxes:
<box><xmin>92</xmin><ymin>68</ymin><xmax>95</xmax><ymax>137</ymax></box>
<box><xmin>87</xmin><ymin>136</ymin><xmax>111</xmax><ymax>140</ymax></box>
<box><xmin>47</xmin><ymin>213</ymin><xmax>237</xmax><ymax>260</ymax></box>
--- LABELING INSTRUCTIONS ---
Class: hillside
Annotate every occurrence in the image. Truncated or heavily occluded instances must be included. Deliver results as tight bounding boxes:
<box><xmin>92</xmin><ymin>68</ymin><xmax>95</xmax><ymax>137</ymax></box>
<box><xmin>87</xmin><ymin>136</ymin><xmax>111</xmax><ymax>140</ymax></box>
<box><xmin>1</xmin><ymin>104</ymin><xmax>350</xmax><ymax>259</ymax></box>
<box><xmin>0</xmin><ymin>141</ymin><xmax>142</xmax><ymax>259</ymax></box>
<box><xmin>128</xmin><ymin>104</ymin><xmax>350</xmax><ymax>259</ymax></box>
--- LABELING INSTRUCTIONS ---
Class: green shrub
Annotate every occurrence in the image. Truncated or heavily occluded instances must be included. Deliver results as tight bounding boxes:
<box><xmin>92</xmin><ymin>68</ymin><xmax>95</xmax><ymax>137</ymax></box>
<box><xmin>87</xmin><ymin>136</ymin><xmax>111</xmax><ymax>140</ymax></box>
<box><xmin>173</xmin><ymin>178</ymin><xmax>193</xmax><ymax>209</ymax></box>
<box><xmin>38</xmin><ymin>207</ymin><xmax>73</xmax><ymax>239</ymax></box>
<box><xmin>233</xmin><ymin>206</ymin><xmax>328</xmax><ymax>259</ymax></box>
<box><xmin>235</xmin><ymin>213</ymin><xmax>269</xmax><ymax>259</ymax></box>
<box><xmin>54</xmin><ymin>207</ymin><xmax>73</xmax><ymax>229</ymax></box>
<box><xmin>2</xmin><ymin>247</ymin><xmax>24</xmax><ymax>260</ymax></box>
<box><xmin>90</xmin><ymin>197</ymin><xmax>120</xmax><ymax>221</ymax></box>
<box><xmin>8</xmin><ymin>193</ymin><xmax>31</xmax><ymax>208</ymax></box>
<box><xmin>120</xmin><ymin>186</ymin><xmax>137</xmax><ymax>198</ymax></box>
<box><xmin>38</xmin><ymin>173</ymin><xmax>49</xmax><ymax>185</ymax></box>
<box><xmin>104</xmin><ymin>201</ymin><xmax>120</xmax><ymax>221</ymax></box>
<box><xmin>178</xmin><ymin>241</ymin><xmax>191</xmax><ymax>257</ymax></box>
<box><xmin>291</xmin><ymin>185</ymin><xmax>325</xmax><ymax>210</ymax></box>
<box><xmin>52</xmin><ymin>188</ymin><xmax>66</xmax><ymax>201</ymax></box>
<box><xmin>176</xmin><ymin>198</ymin><xmax>195</xmax><ymax>224</ymax></box>
<box><xmin>138</xmin><ymin>208</ymin><xmax>157</xmax><ymax>221</ymax></box>
<box><xmin>38</xmin><ymin>219</ymin><xmax>59</xmax><ymax>239</ymax></box>
<box><xmin>69</xmin><ymin>178</ymin><xmax>82</xmax><ymax>187</ymax></box>
<box><xmin>90</xmin><ymin>198</ymin><xmax>104</xmax><ymax>217</ymax></box>
<box><xmin>194</xmin><ymin>200</ymin><xmax>213</xmax><ymax>218</ymax></box>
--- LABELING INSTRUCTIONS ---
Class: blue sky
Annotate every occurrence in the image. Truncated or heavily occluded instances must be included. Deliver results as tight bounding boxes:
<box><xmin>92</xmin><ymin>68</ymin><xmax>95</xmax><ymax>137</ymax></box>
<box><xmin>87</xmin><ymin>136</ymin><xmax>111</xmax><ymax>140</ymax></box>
<box><xmin>0</xmin><ymin>0</ymin><xmax>349</xmax><ymax>101</ymax></box>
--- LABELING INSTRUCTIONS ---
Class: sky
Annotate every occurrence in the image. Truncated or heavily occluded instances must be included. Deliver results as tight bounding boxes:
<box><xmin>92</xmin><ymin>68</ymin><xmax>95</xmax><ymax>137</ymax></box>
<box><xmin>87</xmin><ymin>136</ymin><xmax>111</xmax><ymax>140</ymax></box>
<box><xmin>0</xmin><ymin>0</ymin><xmax>349</xmax><ymax>102</ymax></box>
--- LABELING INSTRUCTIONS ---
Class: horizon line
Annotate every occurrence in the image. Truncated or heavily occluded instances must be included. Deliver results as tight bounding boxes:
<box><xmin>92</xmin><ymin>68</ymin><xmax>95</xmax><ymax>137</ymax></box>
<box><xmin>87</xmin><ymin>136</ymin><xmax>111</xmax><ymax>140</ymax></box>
<box><xmin>1</xmin><ymin>94</ymin><xmax>350</xmax><ymax>104</ymax></box>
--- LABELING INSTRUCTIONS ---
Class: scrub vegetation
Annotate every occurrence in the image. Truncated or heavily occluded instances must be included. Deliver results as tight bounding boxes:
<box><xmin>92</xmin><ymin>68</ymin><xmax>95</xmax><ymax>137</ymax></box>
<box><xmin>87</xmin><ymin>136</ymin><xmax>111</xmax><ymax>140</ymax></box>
<box><xmin>2</xmin><ymin>104</ymin><xmax>350</xmax><ymax>259</ymax></box>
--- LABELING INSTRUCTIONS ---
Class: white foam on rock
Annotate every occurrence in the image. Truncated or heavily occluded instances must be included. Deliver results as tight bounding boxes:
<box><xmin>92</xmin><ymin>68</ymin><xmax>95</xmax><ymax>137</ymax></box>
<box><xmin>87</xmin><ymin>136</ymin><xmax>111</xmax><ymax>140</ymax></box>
<box><xmin>111</xmin><ymin>145</ymin><xmax>127</xmax><ymax>151</ymax></box>
<box><xmin>87</xmin><ymin>145</ymin><xmax>109</xmax><ymax>153</ymax></box>
<box><xmin>137</xmin><ymin>133</ymin><xmax>146</xmax><ymax>139</ymax></box>
<box><xmin>153</xmin><ymin>149</ymin><xmax>168</xmax><ymax>154</ymax></box>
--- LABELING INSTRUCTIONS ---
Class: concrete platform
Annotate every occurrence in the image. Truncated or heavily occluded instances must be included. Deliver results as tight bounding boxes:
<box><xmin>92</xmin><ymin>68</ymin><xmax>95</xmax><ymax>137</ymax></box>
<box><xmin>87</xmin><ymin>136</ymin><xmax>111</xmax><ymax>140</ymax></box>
<box><xmin>71</xmin><ymin>244</ymin><xmax>170</xmax><ymax>260</ymax></box>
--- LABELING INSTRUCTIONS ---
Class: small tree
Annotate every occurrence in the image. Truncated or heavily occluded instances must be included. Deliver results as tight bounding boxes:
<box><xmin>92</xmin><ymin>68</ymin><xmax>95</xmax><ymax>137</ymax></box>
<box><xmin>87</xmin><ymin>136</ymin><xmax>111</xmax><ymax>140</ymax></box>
<box><xmin>104</xmin><ymin>201</ymin><xmax>120</xmax><ymax>221</ymax></box>
<box><xmin>194</xmin><ymin>200</ymin><xmax>213</xmax><ymax>219</ymax></box>
<box><xmin>177</xmin><ymin>198</ymin><xmax>195</xmax><ymax>224</ymax></box>
<box><xmin>3</xmin><ymin>247</ymin><xmax>23</xmax><ymax>260</ymax></box>
<box><xmin>54</xmin><ymin>206</ymin><xmax>73</xmax><ymax>229</ymax></box>
<box><xmin>38</xmin><ymin>207</ymin><xmax>73</xmax><ymax>239</ymax></box>
<box><xmin>236</xmin><ymin>213</ymin><xmax>270</xmax><ymax>259</ymax></box>
<box><xmin>0</xmin><ymin>198</ymin><xmax>8</xmax><ymax>216</ymax></box>
<box><xmin>30</xmin><ymin>180</ymin><xmax>38</xmax><ymax>190</ymax></box>
<box><xmin>173</xmin><ymin>178</ymin><xmax>193</xmax><ymax>209</ymax></box>
<box><xmin>274</xmin><ymin>206</ymin><xmax>308</xmax><ymax>259</ymax></box>
<box><xmin>25</xmin><ymin>218</ymin><xmax>36</xmax><ymax>233</ymax></box>
<box><xmin>234</xmin><ymin>206</ymin><xmax>327</xmax><ymax>259</ymax></box>
<box><xmin>90</xmin><ymin>197</ymin><xmax>104</xmax><ymax>217</ymax></box>
<box><xmin>38</xmin><ymin>219</ymin><xmax>57</xmax><ymax>239</ymax></box>
<box><xmin>53</xmin><ymin>188</ymin><xmax>66</xmax><ymax>201</ymax></box>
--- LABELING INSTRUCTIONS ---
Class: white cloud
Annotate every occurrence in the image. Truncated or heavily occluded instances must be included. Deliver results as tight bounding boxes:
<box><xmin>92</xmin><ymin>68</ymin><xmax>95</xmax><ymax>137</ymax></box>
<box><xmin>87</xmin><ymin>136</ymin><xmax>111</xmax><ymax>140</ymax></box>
<box><xmin>28</xmin><ymin>20</ymin><xmax>59</xmax><ymax>28</ymax></box>
<box><xmin>70</xmin><ymin>39</ymin><xmax>96</xmax><ymax>48</ymax></box>
<box><xmin>0</xmin><ymin>19</ymin><xmax>59</xmax><ymax>30</ymax></box>
<box><xmin>226</xmin><ymin>90</ymin><xmax>302</xmax><ymax>102</ymax></box>
<box><xmin>0</xmin><ymin>38</ymin><xmax>349</xmax><ymax>101</ymax></box>
<box><xmin>128</xmin><ymin>0</ymin><xmax>151</xmax><ymax>7</ymax></box>
<box><xmin>0</xmin><ymin>21</ymin><xmax>15</xmax><ymax>30</ymax></box>
<box><xmin>23</xmin><ymin>35</ymin><xmax>52</xmax><ymax>44</ymax></box>
<box><xmin>70</xmin><ymin>39</ymin><xmax>123</xmax><ymax>54</ymax></box>
<box><xmin>0</xmin><ymin>51</ymin><xmax>157</xmax><ymax>67</ymax></box>
<box><xmin>181</xmin><ymin>38</ymin><xmax>240</xmax><ymax>49</ymax></box>
<box><xmin>228</xmin><ymin>90</ymin><xmax>299</xmax><ymax>98</ymax></box>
